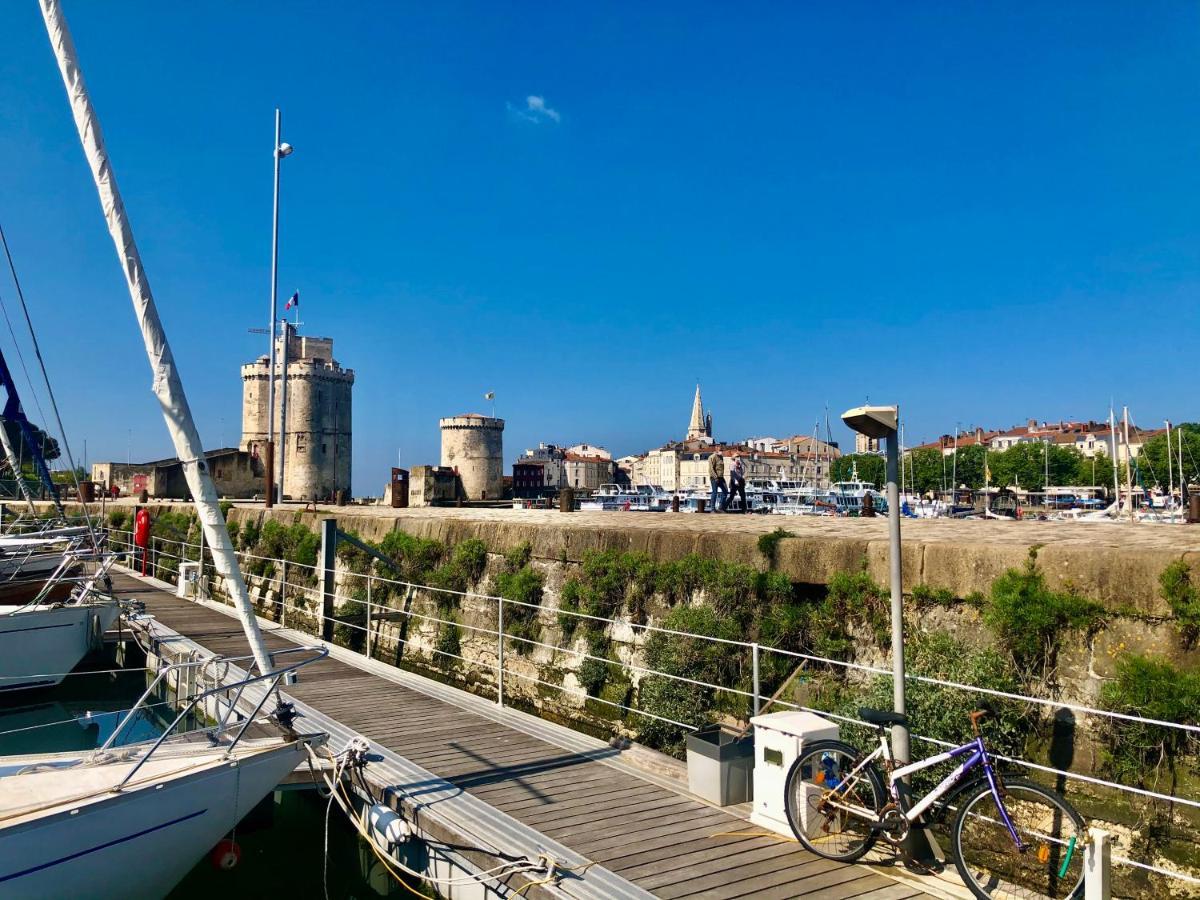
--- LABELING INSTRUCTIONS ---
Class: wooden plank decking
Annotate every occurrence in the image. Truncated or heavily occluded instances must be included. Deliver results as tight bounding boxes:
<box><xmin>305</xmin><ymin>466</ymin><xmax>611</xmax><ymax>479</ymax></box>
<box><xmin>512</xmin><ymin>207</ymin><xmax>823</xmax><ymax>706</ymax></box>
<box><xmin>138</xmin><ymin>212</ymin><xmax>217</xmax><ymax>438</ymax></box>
<box><xmin>113</xmin><ymin>572</ymin><xmax>939</xmax><ymax>900</ymax></box>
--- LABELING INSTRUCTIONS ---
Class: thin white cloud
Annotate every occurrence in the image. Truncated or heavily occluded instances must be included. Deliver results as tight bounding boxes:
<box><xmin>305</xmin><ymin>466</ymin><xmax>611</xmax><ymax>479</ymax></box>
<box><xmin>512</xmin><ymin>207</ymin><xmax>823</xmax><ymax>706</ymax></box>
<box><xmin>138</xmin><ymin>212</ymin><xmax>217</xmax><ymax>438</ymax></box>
<box><xmin>508</xmin><ymin>95</ymin><xmax>560</xmax><ymax>125</ymax></box>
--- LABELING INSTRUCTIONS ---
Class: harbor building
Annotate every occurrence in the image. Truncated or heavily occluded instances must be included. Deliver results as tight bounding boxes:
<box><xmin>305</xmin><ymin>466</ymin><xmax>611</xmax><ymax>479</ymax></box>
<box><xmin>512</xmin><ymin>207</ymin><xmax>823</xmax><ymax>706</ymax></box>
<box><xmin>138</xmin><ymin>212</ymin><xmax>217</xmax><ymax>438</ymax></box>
<box><xmin>623</xmin><ymin>387</ymin><xmax>842</xmax><ymax>490</ymax></box>
<box><xmin>92</xmin><ymin>448</ymin><xmax>260</xmax><ymax>499</ymax></box>
<box><xmin>855</xmin><ymin>433</ymin><xmax>880</xmax><ymax>454</ymax></box>
<box><xmin>913</xmin><ymin>420</ymin><xmax>1166</xmax><ymax>464</ymax></box>
<box><xmin>512</xmin><ymin>442</ymin><xmax>616</xmax><ymax>497</ymax></box>
<box><xmin>241</xmin><ymin>333</ymin><xmax>354</xmax><ymax>501</ymax></box>
<box><xmin>441</xmin><ymin>414</ymin><xmax>504</xmax><ymax>500</ymax></box>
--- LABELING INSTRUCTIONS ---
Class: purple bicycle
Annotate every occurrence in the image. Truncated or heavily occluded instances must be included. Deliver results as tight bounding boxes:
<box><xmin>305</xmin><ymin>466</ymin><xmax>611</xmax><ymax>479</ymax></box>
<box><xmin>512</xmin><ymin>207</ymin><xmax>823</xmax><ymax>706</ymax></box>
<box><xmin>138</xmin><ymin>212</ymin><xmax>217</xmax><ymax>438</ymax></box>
<box><xmin>784</xmin><ymin>707</ymin><xmax>1086</xmax><ymax>900</ymax></box>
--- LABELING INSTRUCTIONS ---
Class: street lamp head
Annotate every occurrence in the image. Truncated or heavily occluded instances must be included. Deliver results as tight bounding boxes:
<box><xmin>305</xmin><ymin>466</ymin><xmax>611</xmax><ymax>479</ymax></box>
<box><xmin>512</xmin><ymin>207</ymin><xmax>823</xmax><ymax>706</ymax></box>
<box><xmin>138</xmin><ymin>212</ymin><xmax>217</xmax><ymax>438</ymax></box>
<box><xmin>841</xmin><ymin>404</ymin><xmax>898</xmax><ymax>439</ymax></box>
<box><xmin>277</xmin><ymin>142</ymin><xmax>294</xmax><ymax>158</ymax></box>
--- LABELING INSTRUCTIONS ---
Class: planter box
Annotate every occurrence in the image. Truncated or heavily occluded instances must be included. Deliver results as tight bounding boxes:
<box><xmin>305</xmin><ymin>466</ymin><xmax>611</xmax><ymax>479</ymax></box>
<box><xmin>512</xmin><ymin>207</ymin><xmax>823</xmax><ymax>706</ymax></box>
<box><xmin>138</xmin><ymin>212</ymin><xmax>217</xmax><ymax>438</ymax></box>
<box><xmin>686</xmin><ymin>725</ymin><xmax>754</xmax><ymax>806</ymax></box>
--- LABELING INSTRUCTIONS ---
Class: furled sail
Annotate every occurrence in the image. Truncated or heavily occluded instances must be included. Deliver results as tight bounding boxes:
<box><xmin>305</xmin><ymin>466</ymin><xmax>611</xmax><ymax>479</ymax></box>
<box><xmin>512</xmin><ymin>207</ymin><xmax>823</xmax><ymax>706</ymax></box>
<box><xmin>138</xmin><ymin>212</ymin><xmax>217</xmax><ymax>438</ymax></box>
<box><xmin>38</xmin><ymin>0</ymin><xmax>272</xmax><ymax>675</ymax></box>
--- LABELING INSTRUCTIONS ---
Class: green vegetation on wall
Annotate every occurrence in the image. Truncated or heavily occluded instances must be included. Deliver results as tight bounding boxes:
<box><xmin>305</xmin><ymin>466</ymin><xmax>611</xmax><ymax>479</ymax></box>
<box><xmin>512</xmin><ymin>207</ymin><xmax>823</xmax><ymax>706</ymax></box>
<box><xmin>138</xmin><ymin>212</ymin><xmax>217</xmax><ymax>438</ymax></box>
<box><xmin>492</xmin><ymin>541</ymin><xmax>545</xmax><ymax>654</ymax></box>
<box><xmin>1099</xmin><ymin>654</ymin><xmax>1200</xmax><ymax>789</ymax></box>
<box><xmin>1160</xmin><ymin>560</ymin><xmax>1200</xmax><ymax>648</ymax></box>
<box><xmin>983</xmin><ymin>551</ymin><xmax>1104</xmax><ymax>674</ymax></box>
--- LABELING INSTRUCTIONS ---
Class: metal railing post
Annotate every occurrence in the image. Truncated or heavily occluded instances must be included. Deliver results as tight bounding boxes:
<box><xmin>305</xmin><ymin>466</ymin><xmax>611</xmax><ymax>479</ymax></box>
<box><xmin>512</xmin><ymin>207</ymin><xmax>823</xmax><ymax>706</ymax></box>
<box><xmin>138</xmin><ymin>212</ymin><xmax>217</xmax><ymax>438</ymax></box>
<box><xmin>1085</xmin><ymin>828</ymin><xmax>1111</xmax><ymax>900</ymax></box>
<box><xmin>497</xmin><ymin>596</ymin><xmax>505</xmax><ymax>707</ymax></box>
<box><xmin>319</xmin><ymin>518</ymin><xmax>336</xmax><ymax>642</ymax></box>
<box><xmin>280</xmin><ymin>558</ymin><xmax>287</xmax><ymax>628</ymax></box>
<box><xmin>366</xmin><ymin>574</ymin><xmax>373</xmax><ymax>660</ymax></box>
<box><xmin>752</xmin><ymin>642</ymin><xmax>761</xmax><ymax>716</ymax></box>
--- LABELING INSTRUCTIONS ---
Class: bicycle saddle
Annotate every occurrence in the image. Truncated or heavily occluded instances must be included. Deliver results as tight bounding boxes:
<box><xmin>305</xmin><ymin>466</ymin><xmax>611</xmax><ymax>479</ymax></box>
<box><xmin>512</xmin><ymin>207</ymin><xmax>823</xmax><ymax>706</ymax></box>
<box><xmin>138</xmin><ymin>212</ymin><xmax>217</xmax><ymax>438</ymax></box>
<box><xmin>859</xmin><ymin>707</ymin><xmax>907</xmax><ymax>727</ymax></box>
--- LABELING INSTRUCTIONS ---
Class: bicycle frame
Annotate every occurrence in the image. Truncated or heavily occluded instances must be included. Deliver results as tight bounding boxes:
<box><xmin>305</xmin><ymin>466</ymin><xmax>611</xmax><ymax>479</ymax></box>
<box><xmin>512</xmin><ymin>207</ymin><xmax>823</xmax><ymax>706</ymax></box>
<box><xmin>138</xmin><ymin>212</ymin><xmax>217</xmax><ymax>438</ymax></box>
<box><xmin>829</xmin><ymin>730</ymin><xmax>1025</xmax><ymax>851</ymax></box>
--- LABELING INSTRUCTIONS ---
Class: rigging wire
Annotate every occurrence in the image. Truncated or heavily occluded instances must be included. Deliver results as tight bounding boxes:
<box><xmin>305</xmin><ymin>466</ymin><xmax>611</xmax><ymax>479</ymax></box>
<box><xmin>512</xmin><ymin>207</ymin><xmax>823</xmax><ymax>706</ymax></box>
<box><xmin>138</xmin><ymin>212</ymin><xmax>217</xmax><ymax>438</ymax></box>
<box><xmin>0</xmin><ymin>220</ymin><xmax>96</xmax><ymax>544</ymax></box>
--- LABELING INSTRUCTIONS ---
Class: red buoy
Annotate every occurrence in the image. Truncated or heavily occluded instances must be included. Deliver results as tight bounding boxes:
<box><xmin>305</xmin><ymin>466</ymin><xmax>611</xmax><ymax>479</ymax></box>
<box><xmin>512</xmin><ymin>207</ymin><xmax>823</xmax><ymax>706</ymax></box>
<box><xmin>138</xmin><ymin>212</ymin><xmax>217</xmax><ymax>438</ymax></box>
<box><xmin>210</xmin><ymin>838</ymin><xmax>241</xmax><ymax>870</ymax></box>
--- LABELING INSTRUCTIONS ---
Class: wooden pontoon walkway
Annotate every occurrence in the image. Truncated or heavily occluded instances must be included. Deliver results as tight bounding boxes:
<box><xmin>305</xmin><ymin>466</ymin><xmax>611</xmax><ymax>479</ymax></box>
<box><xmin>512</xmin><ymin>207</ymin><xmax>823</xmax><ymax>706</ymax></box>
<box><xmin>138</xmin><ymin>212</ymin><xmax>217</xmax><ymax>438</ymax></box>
<box><xmin>114</xmin><ymin>571</ymin><xmax>941</xmax><ymax>900</ymax></box>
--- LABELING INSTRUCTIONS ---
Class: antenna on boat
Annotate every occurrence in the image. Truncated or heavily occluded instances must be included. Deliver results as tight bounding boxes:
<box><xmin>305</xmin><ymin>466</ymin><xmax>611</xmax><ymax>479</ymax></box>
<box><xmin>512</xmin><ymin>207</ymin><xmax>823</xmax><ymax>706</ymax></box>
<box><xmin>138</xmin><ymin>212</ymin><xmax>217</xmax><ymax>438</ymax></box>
<box><xmin>39</xmin><ymin>0</ymin><xmax>273</xmax><ymax>675</ymax></box>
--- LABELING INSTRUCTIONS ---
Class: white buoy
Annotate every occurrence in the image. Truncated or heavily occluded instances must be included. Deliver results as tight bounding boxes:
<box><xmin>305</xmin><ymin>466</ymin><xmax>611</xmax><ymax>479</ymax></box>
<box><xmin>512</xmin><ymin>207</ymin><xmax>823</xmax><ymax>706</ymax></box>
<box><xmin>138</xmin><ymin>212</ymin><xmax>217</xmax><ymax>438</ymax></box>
<box><xmin>367</xmin><ymin>804</ymin><xmax>412</xmax><ymax>845</ymax></box>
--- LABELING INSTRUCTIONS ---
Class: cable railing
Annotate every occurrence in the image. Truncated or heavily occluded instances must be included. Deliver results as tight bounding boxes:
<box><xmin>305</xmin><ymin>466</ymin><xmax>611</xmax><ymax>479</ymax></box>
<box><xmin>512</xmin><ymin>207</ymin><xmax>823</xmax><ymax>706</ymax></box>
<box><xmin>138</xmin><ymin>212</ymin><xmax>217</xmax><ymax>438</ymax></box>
<box><xmin>107</xmin><ymin>527</ymin><xmax>1200</xmax><ymax>890</ymax></box>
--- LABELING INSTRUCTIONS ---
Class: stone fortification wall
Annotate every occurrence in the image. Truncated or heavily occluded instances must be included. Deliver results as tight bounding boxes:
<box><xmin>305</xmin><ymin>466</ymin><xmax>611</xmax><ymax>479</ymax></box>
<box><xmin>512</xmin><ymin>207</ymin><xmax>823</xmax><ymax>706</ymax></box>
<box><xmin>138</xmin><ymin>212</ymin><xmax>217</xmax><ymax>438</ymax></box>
<box><xmin>439</xmin><ymin>416</ymin><xmax>503</xmax><ymax>500</ymax></box>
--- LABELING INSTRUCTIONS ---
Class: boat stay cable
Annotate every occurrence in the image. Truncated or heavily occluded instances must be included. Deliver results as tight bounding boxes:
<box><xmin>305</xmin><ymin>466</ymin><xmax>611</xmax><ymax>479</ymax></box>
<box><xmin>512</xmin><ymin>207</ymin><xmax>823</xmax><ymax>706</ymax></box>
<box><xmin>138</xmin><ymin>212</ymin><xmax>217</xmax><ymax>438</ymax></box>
<box><xmin>0</xmin><ymin>221</ymin><xmax>96</xmax><ymax>543</ymax></box>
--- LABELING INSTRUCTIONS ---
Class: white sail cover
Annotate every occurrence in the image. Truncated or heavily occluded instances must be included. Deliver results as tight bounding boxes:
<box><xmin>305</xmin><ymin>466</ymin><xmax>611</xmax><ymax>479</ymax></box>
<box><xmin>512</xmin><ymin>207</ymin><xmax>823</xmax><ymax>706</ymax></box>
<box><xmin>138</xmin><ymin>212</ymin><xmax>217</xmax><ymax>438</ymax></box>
<box><xmin>39</xmin><ymin>0</ymin><xmax>272</xmax><ymax>675</ymax></box>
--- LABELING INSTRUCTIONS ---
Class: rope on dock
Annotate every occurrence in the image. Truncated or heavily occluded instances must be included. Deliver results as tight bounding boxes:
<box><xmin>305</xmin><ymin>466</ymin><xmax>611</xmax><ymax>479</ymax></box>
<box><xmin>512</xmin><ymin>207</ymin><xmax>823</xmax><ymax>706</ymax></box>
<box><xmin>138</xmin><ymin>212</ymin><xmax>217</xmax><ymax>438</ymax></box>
<box><xmin>308</xmin><ymin>738</ymin><xmax>573</xmax><ymax>897</ymax></box>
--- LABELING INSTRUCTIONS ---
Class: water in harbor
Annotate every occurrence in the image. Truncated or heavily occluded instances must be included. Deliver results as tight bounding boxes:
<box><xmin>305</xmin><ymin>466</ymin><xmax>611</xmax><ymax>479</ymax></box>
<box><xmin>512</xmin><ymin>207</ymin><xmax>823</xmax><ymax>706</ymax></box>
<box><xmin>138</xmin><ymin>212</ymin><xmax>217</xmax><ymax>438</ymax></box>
<box><xmin>1</xmin><ymin>642</ymin><xmax>427</xmax><ymax>899</ymax></box>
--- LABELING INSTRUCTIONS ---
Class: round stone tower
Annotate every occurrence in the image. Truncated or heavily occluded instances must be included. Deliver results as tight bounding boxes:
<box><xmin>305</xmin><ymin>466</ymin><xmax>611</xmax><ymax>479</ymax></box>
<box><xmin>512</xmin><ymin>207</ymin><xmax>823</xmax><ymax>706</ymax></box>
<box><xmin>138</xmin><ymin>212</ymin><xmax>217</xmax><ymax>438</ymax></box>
<box><xmin>440</xmin><ymin>415</ymin><xmax>504</xmax><ymax>500</ymax></box>
<box><xmin>242</xmin><ymin>334</ymin><xmax>354</xmax><ymax>501</ymax></box>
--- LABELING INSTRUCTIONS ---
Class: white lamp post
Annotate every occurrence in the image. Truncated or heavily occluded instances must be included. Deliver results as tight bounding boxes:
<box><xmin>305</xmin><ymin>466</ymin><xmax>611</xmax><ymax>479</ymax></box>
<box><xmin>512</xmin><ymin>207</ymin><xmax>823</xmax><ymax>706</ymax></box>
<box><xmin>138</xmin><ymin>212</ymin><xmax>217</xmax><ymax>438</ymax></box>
<box><xmin>265</xmin><ymin>108</ymin><xmax>293</xmax><ymax>507</ymax></box>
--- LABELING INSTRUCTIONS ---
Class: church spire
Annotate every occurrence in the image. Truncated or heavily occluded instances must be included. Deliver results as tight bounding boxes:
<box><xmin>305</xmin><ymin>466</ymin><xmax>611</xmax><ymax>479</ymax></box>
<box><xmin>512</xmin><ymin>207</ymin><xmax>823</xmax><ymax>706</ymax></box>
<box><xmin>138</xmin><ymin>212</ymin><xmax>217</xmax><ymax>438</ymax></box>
<box><xmin>687</xmin><ymin>384</ymin><xmax>706</xmax><ymax>440</ymax></box>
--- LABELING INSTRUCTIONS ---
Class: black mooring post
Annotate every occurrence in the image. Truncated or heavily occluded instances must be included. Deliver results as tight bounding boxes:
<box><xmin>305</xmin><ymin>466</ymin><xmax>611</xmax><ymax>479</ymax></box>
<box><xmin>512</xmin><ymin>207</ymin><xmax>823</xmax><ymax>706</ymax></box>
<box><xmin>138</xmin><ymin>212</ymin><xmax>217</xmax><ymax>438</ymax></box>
<box><xmin>319</xmin><ymin>517</ymin><xmax>336</xmax><ymax>642</ymax></box>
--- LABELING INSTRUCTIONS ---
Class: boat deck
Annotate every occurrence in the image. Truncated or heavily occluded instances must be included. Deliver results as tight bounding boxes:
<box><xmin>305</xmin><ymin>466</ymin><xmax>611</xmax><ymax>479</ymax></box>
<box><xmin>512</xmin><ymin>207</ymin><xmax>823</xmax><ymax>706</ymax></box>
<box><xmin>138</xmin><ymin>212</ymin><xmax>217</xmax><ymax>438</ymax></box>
<box><xmin>114</xmin><ymin>571</ymin><xmax>943</xmax><ymax>900</ymax></box>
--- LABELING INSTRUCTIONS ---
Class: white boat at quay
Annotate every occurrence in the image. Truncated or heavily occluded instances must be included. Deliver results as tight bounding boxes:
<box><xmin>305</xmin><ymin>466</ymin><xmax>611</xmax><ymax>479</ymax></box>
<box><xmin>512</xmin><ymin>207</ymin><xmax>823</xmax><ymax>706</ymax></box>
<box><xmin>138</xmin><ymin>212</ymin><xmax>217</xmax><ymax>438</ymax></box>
<box><xmin>0</xmin><ymin>550</ymin><xmax>121</xmax><ymax>693</ymax></box>
<box><xmin>0</xmin><ymin>647</ymin><xmax>327</xmax><ymax>900</ymax></box>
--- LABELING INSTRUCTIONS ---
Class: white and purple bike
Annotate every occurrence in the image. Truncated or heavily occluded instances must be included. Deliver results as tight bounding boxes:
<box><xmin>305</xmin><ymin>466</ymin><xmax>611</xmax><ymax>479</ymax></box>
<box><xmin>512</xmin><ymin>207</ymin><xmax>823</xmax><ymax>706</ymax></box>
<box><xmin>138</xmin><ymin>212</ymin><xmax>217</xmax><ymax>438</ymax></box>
<box><xmin>784</xmin><ymin>707</ymin><xmax>1086</xmax><ymax>900</ymax></box>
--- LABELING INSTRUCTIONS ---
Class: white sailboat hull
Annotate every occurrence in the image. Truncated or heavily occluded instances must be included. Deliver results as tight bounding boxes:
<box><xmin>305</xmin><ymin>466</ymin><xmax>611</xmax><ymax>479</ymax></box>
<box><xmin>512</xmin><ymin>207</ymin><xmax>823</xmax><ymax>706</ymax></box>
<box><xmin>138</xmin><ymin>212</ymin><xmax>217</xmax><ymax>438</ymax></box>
<box><xmin>0</xmin><ymin>553</ymin><xmax>68</xmax><ymax>581</ymax></box>
<box><xmin>0</xmin><ymin>739</ymin><xmax>308</xmax><ymax>900</ymax></box>
<box><xmin>0</xmin><ymin>602</ymin><xmax>120</xmax><ymax>692</ymax></box>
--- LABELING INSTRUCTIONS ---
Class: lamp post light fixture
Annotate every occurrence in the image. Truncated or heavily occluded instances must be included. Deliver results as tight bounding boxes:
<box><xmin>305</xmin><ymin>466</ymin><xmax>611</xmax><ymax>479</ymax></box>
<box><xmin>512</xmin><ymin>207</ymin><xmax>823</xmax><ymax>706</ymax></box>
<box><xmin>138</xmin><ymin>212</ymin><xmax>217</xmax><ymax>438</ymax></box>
<box><xmin>265</xmin><ymin>110</ymin><xmax>293</xmax><ymax>507</ymax></box>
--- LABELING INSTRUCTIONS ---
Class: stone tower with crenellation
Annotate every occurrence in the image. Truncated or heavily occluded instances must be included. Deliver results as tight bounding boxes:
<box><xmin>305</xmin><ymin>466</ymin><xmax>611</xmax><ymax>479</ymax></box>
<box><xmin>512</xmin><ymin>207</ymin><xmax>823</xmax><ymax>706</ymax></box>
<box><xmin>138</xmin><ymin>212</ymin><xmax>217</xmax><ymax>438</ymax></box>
<box><xmin>440</xmin><ymin>415</ymin><xmax>504</xmax><ymax>500</ymax></box>
<box><xmin>241</xmin><ymin>333</ymin><xmax>354</xmax><ymax>500</ymax></box>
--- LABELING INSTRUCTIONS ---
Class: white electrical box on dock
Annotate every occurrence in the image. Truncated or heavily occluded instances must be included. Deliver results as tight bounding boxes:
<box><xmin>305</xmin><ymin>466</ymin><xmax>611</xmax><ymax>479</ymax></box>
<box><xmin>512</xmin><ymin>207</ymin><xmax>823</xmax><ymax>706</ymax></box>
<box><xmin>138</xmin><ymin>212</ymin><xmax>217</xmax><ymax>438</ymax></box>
<box><xmin>749</xmin><ymin>710</ymin><xmax>839</xmax><ymax>838</ymax></box>
<box><xmin>176</xmin><ymin>562</ymin><xmax>199</xmax><ymax>599</ymax></box>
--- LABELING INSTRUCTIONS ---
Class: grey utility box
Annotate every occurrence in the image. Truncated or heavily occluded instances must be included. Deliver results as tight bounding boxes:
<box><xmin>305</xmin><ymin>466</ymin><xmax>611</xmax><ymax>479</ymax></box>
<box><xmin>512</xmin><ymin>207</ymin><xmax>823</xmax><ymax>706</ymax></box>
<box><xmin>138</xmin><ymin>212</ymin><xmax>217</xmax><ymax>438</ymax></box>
<box><xmin>686</xmin><ymin>724</ymin><xmax>754</xmax><ymax>806</ymax></box>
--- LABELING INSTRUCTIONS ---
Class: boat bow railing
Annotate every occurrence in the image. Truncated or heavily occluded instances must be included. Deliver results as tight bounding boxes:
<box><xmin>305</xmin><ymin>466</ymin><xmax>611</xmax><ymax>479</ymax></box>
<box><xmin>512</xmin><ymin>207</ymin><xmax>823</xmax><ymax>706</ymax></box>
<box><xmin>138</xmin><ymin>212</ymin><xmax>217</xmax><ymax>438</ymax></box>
<box><xmin>95</xmin><ymin>643</ymin><xmax>328</xmax><ymax>792</ymax></box>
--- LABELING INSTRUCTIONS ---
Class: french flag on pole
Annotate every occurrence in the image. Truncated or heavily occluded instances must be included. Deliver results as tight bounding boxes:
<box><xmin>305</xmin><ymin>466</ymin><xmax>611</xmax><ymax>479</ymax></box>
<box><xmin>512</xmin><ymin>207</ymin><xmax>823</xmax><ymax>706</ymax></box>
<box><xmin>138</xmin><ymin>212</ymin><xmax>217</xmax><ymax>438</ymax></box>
<box><xmin>285</xmin><ymin>290</ymin><xmax>299</xmax><ymax>310</ymax></box>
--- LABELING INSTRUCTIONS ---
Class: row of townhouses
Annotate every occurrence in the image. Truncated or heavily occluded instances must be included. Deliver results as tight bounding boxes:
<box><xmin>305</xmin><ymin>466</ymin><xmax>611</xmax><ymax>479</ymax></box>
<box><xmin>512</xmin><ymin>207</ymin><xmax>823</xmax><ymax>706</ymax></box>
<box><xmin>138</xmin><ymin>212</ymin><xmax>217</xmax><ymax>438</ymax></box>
<box><xmin>911</xmin><ymin>418</ymin><xmax>1164</xmax><ymax>464</ymax></box>
<box><xmin>512</xmin><ymin>386</ymin><xmax>842</xmax><ymax>496</ymax></box>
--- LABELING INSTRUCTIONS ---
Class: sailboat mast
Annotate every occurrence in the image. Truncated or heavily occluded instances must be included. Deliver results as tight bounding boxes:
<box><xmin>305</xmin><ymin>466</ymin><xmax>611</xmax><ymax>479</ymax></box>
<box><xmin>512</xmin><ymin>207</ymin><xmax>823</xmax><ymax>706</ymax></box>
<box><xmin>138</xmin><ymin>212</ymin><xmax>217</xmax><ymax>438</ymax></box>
<box><xmin>39</xmin><ymin>0</ymin><xmax>273</xmax><ymax>675</ymax></box>
<box><xmin>1122</xmin><ymin>407</ymin><xmax>1135</xmax><ymax>523</ymax></box>
<box><xmin>1167</xmin><ymin>420</ymin><xmax>1175</xmax><ymax>523</ymax></box>
<box><xmin>1180</xmin><ymin>425</ymin><xmax>1187</xmax><ymax>514</ymax></box>
<box><xmin>951</xmin><ymin>425</ymin><xmax>958</xmax><ymax>490</ymax></box>
<box><xmin>1109</xmin><ymin>407</ymin><xmax>1120</xmax><ymax>513</ymax></box>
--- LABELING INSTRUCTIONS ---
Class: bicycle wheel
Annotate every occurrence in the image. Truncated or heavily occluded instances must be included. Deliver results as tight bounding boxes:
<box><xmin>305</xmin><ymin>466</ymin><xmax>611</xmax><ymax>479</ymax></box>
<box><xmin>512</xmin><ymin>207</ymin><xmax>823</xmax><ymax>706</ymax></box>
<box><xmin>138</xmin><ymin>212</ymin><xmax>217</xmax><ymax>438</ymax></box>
<box><xmin>784</xmin><ymin>739</ymin><xmax>886</xmax><ymax>862</ymax></box>
<box><xmin>952</xmin><ymin>776</ymin><xmax>1086</xmax><ymax>900</ymax></box>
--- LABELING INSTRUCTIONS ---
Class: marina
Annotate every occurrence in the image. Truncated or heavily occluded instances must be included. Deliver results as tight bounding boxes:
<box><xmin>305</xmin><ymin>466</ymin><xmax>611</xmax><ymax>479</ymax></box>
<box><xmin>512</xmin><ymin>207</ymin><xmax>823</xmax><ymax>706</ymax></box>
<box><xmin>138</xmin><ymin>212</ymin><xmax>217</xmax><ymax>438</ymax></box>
<box><xmin>0</xmin><ymin>0</ymin><xmax>1196</xmax><ymax>897</ymax></box>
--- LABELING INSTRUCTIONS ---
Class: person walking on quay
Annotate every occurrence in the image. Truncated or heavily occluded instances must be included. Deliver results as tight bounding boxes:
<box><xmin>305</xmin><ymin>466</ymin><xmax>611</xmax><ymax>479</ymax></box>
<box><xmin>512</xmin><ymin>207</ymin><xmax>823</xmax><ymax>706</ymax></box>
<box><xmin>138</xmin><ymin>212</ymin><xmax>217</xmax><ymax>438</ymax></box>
<box><xmin>727</xmin><ymin>453</ymin><xmax>747</xmax><ymax>512</ymax></box>
<box><xmin>708</xmin><ymin>450</ymin><xmax>728</xmax><ymax>512</ymax></box>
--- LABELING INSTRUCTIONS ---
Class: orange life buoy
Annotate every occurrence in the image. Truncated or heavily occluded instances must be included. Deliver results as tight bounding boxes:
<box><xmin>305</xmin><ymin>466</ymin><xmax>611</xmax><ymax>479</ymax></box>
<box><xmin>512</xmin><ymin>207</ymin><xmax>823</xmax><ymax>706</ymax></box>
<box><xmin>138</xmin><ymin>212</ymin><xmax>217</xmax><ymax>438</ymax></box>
<box><xmin>210</xmin><ymin>838</ymin><xmax>241</xmax><ymax>870</ymax></box>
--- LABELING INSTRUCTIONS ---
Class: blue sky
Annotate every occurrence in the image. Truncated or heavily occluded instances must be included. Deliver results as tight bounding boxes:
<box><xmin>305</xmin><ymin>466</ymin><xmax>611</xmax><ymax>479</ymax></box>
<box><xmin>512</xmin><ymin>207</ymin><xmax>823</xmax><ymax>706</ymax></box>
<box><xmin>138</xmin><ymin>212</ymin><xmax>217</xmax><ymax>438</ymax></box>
<box><xmin>1</xmin><ymin>2</ymin><xmax>1197</xmax><ymax>492</ymax></box>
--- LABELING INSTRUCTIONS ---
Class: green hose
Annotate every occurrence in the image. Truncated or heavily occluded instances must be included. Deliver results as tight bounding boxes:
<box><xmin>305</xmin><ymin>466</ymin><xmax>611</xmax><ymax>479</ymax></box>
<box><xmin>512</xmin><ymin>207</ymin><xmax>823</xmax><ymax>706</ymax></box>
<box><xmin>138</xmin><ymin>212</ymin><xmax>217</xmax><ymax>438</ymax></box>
<box><xmin>1058</xmin><ymin>835</ymin><xmax>1078</xmax><ymax>878</ymax></box>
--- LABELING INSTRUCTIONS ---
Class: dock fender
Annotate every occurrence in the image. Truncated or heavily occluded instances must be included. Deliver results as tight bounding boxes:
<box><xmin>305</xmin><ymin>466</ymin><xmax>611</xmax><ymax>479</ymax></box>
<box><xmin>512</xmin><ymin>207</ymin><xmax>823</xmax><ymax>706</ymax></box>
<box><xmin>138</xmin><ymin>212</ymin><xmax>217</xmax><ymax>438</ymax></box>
<box><xmin>210</xmin><ymin>838</ymin><xmax>242</xmax><ymax>870</ymax></box>
<box><xmin>367</xmin><ymin>803</ymin><xmax>412</xmax><ymax>845</ymax></box>
<box><xmin>89</xmin><ymin>609</ymin><xmax>104</xmax><ymax>651</ymax></box>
